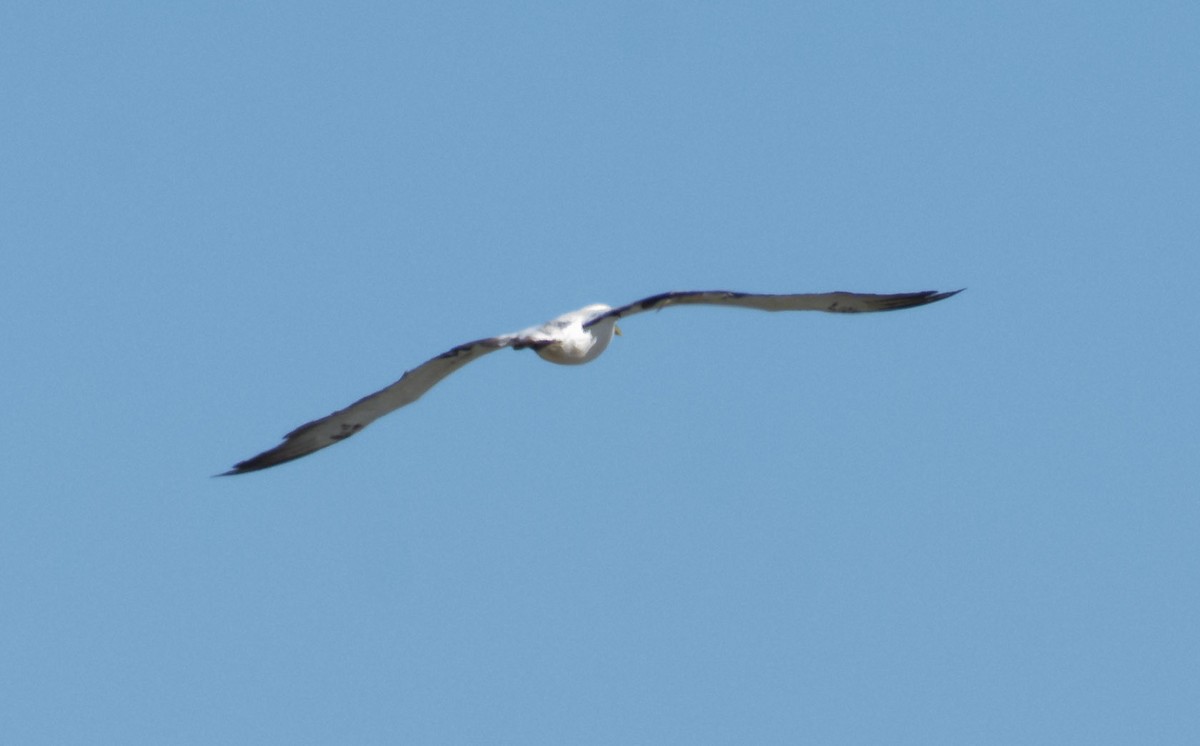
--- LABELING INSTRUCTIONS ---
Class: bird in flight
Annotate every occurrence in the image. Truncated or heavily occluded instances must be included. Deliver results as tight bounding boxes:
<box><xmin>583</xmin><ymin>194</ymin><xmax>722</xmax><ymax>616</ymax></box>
<box><xmin>221</xmin><ymin>288</ymin><xmax>961</xmax><ymax>475</ymax></box>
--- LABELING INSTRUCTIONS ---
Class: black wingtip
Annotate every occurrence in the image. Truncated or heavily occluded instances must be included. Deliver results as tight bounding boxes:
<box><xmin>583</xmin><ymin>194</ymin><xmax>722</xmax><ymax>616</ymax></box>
<box><xmin>215</xmin><ymin>438</ymin><xmax>330</xmax><ymax>477</ymax></box>
<box><xmin>929</xmin><ymin>288</ymin><xmax>965</xmax><ymax>303</ymax></box>
<box><xmin>871</xmin><ymin>288</ymin><xmax>965</xmax><ymax>312</ymax></box>
<box><xmin>215</xmin><ymin>454</ymin><xmax>287</xmax><ymax>477</ymax></box>
<box><xmin>214</xmin><ymin>451</ymin><xmax>289</xmax><ymax>477</ymax></box>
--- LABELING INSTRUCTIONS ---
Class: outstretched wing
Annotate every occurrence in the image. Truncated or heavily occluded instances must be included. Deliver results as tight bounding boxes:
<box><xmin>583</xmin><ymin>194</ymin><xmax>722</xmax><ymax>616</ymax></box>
<box><xmin>587</xmin><ymin>289</ymin><xmax>963</xmax><ymax>326</ymax></box>
<box><xmin>221</xmin><ymin>335</ymin><xmax>515</xmax><ymax>475</ymax></box>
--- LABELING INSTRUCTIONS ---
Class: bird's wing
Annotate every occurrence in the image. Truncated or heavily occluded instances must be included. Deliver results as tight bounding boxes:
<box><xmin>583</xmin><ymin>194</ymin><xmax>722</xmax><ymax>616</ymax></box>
<box><xmin>221</xmin><ymin>335</ymin><xmax>516</xmax><ymax>475</ymax></box>
<box><xmin>587</xmin><ymin>289</ymin><xmax>963</xmax><ymax>326</ymax></box>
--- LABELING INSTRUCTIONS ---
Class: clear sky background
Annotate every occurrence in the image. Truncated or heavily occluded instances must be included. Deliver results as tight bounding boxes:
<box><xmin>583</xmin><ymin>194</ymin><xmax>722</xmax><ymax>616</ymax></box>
<box><xmin>2</xmin><ymin>2</ymin><xmax>1197</xmax><ymax>743</ymax></box>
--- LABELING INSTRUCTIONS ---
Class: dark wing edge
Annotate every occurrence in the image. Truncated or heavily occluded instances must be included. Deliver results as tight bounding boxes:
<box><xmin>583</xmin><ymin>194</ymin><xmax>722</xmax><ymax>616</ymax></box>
<box><xmin>218</xmin><ymin>335</ymin><xmax>514</xmax><ymax>476</ymax></box>
<box><xmin>586</xmin><ymin>288</ymin><xmax>964</xmax><ymax>325</ymax></box>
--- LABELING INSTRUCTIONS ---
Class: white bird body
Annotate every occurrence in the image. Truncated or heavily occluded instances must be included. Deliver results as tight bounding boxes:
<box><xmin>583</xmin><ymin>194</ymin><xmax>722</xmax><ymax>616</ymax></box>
<box><xmin>222</xmin><ymin>288</ymin><xmax>961</xmax><ymax>474</ymax></box>
<box><xmin>522</xmin><ymin>304</ymin><xmax>619</xmax><ymax>365</ymax></box>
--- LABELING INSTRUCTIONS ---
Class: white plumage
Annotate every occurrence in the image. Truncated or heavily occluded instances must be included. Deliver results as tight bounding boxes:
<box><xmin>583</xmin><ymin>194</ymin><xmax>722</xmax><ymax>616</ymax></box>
<box><xmin>222</xmin><ymin>288</ymin><xmax>961</xmax><ymax>474</ymax></box>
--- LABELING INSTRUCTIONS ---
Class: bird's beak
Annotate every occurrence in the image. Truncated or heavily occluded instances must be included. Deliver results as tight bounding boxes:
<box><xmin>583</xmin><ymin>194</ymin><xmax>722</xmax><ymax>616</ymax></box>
<box><xmin>614</xmin><ymin>324</ymin><xmax>623</xmax><ymax>336</ymax></box>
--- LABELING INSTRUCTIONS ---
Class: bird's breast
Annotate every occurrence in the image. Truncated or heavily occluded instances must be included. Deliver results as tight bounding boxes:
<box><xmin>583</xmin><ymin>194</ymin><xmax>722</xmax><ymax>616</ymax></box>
<box><xmin>534</xmin><ymin>327</ymin><xmax>611</xmax><ymax>366</ymax></box>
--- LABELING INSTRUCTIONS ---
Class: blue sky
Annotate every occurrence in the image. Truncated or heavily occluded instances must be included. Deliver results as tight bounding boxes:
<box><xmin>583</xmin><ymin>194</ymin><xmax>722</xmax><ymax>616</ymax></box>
<box><xmin>2</xmin><ymin>1</ymin><xmax>1197</xmax><ymax>743</ymax></box>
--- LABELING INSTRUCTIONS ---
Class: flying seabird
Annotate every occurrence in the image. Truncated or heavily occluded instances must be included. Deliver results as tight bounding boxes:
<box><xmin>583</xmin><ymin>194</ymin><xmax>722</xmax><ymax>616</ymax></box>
<box><xmin>222</xmin><ymin>288</ymin><xmax>961</xmax><ymax>475</ymax></box>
